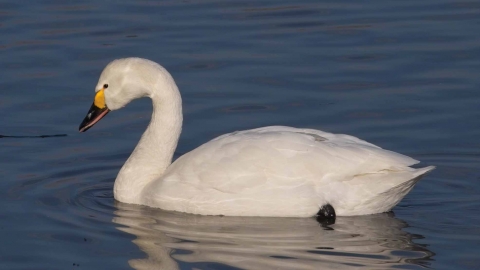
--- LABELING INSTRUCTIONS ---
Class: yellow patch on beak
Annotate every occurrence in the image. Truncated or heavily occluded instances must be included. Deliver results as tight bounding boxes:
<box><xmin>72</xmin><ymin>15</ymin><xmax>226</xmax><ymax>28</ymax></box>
<box><xmin>94</xmin><ymin>89</ymin><xmax>106</xmax><ymax>109</ymax></box>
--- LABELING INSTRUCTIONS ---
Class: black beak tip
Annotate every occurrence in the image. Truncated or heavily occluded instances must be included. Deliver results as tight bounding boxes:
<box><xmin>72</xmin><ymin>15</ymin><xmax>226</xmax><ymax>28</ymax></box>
<box><xmin>78</xmin><ymin>102</ymin><xmax>109</xmax><ymax>133</ymax></box>
<box><xmin>78</xmin><ymin>116</ymin><xmax>92</xmax><ymax>132</ymax></box>
<box><xmin>78</xmin><ymin>125</ymin><xmax>88</xmax><ymax>132</ymax></box>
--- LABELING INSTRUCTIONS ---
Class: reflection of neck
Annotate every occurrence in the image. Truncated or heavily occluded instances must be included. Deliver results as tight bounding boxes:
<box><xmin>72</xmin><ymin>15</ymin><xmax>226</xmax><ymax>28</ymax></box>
<box><xmin>114</xmin><ymin>79</ymin><xmax>182</xmax><ymax>204</ymax></box>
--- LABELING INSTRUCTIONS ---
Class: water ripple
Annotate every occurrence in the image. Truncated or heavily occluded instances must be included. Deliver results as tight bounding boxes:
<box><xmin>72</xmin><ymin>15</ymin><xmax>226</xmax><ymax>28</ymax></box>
<box><xmin>0</xmin><ymin>0</ymin><xmax>478</xmax><ymax>268</ymax></box>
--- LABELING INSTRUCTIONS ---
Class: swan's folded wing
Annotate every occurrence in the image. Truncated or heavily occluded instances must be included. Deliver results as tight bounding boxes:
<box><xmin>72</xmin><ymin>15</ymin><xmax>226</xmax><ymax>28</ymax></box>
<box><xmin>163</xmin><ymin>126</ymin><xmax>419</xmax><ymax>194</ymax></box>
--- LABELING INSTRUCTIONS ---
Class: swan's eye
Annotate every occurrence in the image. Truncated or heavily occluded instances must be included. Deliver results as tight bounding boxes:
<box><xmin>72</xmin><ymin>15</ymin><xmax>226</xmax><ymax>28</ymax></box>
<box><xmin>103</xmin><ymin>84</ymin><xmax>109</xmax><ymax>89</ymax></box>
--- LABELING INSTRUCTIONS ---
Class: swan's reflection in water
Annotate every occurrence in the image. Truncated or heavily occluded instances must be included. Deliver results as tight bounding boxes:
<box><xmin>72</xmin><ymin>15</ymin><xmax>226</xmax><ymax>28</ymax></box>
<box><xmin>113</xmin><ymin>202</ymin><xmax>433</xmax><ymax>270</ymax></box>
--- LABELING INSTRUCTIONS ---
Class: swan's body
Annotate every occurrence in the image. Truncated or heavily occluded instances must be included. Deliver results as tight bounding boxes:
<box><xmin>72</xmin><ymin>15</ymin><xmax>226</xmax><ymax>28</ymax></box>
<box><xmin>79</xmin><ymin>58</ymin><xmax>434</xmax><ymax>217</ymax></box>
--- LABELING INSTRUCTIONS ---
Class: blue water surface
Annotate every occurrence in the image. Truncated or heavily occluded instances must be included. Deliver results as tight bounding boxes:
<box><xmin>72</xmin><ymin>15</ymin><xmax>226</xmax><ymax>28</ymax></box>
<box><xmin>0</xmin><ymin>0</ymin><xmax>479</xmax><ymax>269</ymax></box>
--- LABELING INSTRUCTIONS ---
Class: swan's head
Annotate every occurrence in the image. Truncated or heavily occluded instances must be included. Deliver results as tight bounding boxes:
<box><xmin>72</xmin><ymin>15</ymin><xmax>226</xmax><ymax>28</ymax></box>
<box><xmin>79</xmin><ymin>58</ymin><xmax>175</xmax><ymax>132</ymax></box>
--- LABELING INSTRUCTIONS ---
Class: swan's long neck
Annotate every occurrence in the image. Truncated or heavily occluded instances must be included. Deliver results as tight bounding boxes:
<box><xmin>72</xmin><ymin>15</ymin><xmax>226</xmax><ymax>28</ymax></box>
<box><xmin>114</xmin><ymin>74</ymin><xmax>182</xmax><ymax>204</ymax></box>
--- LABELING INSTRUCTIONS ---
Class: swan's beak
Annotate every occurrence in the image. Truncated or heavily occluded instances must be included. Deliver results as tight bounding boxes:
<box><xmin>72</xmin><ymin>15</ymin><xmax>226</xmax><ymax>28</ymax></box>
<box><xmin>79</xmin><ymin>89</ymin><xmax>110</xmax><ymax>132</ymax></box>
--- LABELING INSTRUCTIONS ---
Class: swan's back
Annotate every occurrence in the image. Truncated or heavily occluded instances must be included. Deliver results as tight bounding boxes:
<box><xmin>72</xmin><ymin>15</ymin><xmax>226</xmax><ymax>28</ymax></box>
<box><xmin>142</xmin><ymin>126</ymin><xmax>433</xmax><ymax>217</ymax></box>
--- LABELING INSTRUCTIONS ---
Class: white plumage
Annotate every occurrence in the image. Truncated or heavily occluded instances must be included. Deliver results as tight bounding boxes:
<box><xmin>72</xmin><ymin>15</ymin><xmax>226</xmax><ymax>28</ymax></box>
<box><xmin>80</xmin><ymin>58</ymin><xmax>434</xmax><ymax>217</ymax></box>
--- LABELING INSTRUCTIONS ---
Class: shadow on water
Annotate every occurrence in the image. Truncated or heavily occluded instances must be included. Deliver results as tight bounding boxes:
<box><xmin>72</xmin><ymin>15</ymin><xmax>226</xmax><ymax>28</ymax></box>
<box><xmin>113</xmin><ymin>202</ymin><xmax>433</xmax><ymax>270</ymax></box>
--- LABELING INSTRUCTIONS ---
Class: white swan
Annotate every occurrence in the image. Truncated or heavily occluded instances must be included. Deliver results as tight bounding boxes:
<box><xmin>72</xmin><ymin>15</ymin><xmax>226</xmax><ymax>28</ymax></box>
<box><xmin>79</xmin><ymin>57</ymin><xmax>434</xmax><ymax>218</ymax></box>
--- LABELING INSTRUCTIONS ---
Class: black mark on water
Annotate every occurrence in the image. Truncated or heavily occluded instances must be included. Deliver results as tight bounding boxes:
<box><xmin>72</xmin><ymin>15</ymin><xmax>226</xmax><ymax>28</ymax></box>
<box><xmin>0</xmin><ymin>134</ymin><xmax>67</xmax><ymax>139</ymax></box>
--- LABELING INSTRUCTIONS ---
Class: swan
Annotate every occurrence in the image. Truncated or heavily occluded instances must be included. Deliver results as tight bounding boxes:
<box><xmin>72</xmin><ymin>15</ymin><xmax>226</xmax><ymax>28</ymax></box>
<box><xmin>79</xmin><ymin>57</ymin><xmax>434</xmax><ymax>218</ymax></box>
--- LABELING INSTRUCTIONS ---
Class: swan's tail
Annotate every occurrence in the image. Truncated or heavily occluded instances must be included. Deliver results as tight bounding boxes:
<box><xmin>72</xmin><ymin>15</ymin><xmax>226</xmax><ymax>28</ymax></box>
<box><xmin>382</xmin><ymin>165</ymin><xmax>435</xmax><ymax>196</ymax></box>
<box><xmin>369</xmin><ymin>165</ymin><xmax>435</xmax><ymax>214</ymax></box>
<box><xmin>335</xmin><ymin>166</ymin><xmax>435</xmax><ymax>216</ymax></box>
<box><xmin>411</xmin><ymin>165</ymin><xmax>436</xmax><ymax>178</ymax></box>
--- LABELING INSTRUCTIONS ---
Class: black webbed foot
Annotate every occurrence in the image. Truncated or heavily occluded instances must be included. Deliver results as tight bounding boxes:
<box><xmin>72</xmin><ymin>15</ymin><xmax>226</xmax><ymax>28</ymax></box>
<box><xmin>316</xmin><ymin>204</ymin><xmax>336</xmax><ymax>225</ymax></box>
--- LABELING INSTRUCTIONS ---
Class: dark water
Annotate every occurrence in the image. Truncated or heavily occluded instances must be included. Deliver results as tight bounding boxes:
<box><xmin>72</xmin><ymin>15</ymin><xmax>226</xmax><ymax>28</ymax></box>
<box><xmin>0</xmin><ymin>0</ymin><xmax>479</xmax><ymax>269</ymax></box>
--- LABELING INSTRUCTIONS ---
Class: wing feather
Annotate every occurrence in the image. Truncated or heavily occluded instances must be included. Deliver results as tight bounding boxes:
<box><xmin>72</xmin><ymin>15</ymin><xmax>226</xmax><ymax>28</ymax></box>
<box><xmin>165</xmin><ymin>126</ymin><xmax>417</xmax><ymax>190</ymax></box>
